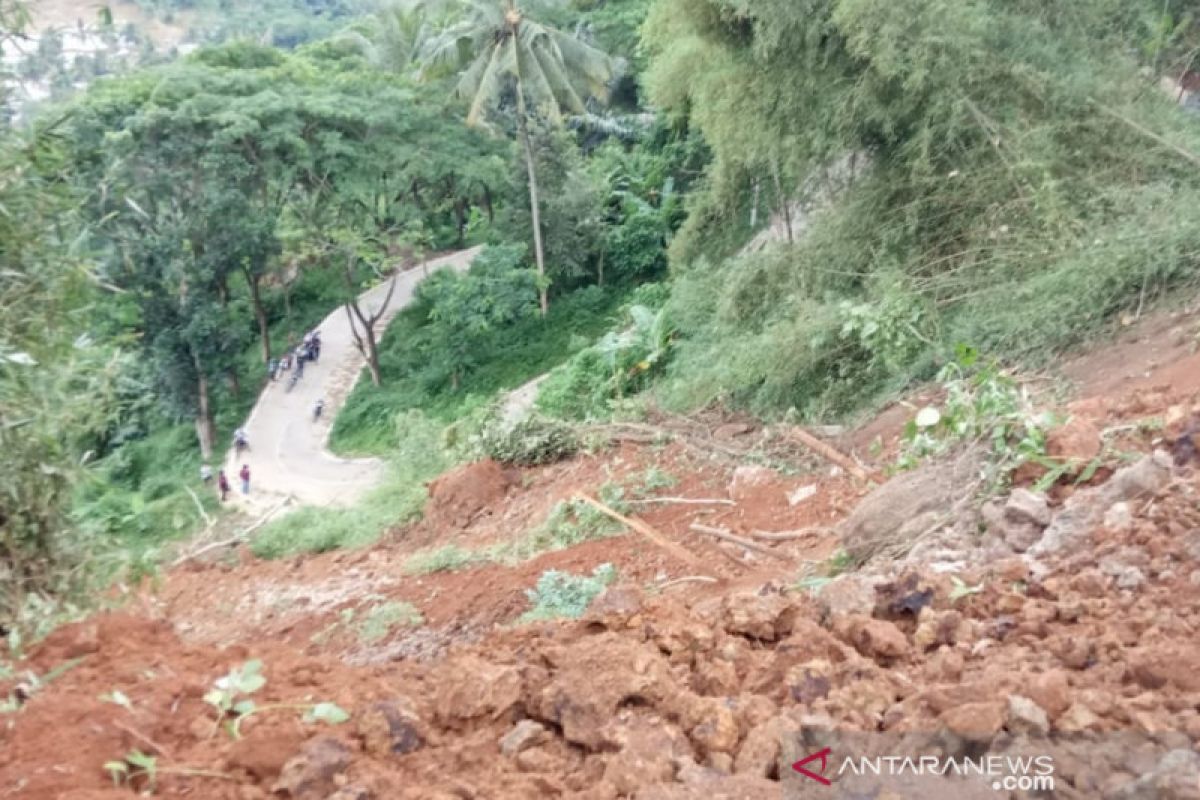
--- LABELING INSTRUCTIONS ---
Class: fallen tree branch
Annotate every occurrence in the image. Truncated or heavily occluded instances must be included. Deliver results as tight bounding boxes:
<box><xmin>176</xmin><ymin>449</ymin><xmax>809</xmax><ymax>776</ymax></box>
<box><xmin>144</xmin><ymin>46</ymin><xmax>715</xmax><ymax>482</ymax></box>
<box><xmin>1091</xmin><ymin>98</ymin><xmax>1200</xmax><ymax>168</ymax></box>
<box><xmin>780</xmin><ymin>426</ymin><xmax>877</xmax><ymax>484</ymax></box>
<box><xmin>171</xmin><ymin>496</ymin><xmax>292</xmax><ymax>567</ymax></box>
<box><xmin>688</xmin><ymin>522</ymin><xmax>796</xmax><ymax>563</ymax></box>
<box><xmin>574</xmin><ymin>494</ymin><xmax>708</xmax><ymax>571</ymax></box>
<box><xmin>184</xmin><ymin>485</ymin><xmax>214</xmax><ymax>528</ymax></box>
<box><xmin>657</xmin><ymin>575</ymin><xmax>719</xmax><ymax>590</ymax></box>
<box><xmin>747</xmin><ymin>526</ymin><xmax>835</xmax><ymax>542</ymax></box>
<box><xmin>631</xmin><ymin>496</ymin><xmax>736</xmax><ymax>506</ymax></box>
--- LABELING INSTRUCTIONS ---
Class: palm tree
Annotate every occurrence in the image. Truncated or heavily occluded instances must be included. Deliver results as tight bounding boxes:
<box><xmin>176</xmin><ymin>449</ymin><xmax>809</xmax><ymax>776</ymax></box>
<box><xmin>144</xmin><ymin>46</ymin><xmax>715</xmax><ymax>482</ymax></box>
<box><xmin>421</xmin><ymin>0</ymin><xmax>620</xmax><ymax>315</ymax></box>
<box><xmin>337</xmin><ymin>0</ymin><xmax>459</xmax><ymax>77</ymax></box>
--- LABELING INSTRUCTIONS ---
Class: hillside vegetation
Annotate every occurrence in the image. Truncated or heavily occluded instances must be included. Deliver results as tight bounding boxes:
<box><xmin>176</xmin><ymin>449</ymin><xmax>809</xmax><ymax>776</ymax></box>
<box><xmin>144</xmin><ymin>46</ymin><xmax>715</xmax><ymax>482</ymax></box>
<box><xmin>2</xmin><ymin>0</ymin><xmax>1200</xmax><ymax>633</ymax></box>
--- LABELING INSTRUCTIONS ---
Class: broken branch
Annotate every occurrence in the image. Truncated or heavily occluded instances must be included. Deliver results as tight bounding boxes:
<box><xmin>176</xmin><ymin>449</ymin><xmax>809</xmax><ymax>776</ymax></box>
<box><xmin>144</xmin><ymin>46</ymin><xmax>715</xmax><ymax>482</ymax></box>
<box><xmin>574</xmin><ymin>494</ymin><xmax>708</xmax><ymax>571</ymax></box>
<box><xmin>747</xmin><ymin>526</ymin><xmax>835</xmax><ymax>542</ymax></box>
<box><xmin>688</xmin><ymin>522</ymin><xmax>796</xmax><ymax>563</ymax></box>
<box><xmin>630</xmin><ymin>496</ymin><xmax>736</xmax><ymax>506</ymax></box>
<box><xmin>781</xmin><ymin>426</ymin><xmax>878</xmax><ymax>484</ymax></box>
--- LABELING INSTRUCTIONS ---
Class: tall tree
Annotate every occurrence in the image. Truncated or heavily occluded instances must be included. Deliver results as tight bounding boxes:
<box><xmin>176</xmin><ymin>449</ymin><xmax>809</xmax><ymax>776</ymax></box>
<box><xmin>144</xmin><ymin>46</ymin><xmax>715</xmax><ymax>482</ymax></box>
<box><xmin>422</xmin><ymin>0</ymin><xmax>621</xmax><ymax>314</ymax></box>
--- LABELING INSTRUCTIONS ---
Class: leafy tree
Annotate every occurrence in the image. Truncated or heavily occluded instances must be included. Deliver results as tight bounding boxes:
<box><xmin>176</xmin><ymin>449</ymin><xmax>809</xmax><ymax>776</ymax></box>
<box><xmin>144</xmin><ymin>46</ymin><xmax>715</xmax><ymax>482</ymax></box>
<box><xmin>422</xmin><ymin>0</ymin><xmax>621</xmax><ymax>314</ymax></box>
<box><xmin>415</xmin><ymin>243</ymin><xmax>540</xmax><ymax>388</ymax></box>
<box><xmin>0</xmin><ymin>115</ymin><xmax>119</xmax><ymax>625</ymax></box>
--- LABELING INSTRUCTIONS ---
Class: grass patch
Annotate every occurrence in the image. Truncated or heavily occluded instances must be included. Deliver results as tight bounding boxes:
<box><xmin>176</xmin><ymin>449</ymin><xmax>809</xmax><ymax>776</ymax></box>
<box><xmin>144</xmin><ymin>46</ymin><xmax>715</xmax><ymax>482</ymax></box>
<box><xmin>357</xmin><ymin>600</ymin><xmax>423</xmax><ymax>644</ymax></box>
<box><xmin>402</xmin><ymin>544</ymin><xmax>490</xmax><ymax>575</ymax></box>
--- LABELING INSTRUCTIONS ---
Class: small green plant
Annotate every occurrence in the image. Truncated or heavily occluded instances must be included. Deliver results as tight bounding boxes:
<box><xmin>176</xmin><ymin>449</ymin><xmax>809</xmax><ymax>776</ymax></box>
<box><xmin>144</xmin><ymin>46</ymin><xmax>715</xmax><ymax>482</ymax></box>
<box><xmin>520</xmin><ymin>564</ymin><xmax>618</xmax><ymax>622</ymax></box>
<box><xmin>357</xmin><ymin>601</ymin><xmax>423</xmax><ymax>644</ymax></box>
<box><xmin>103</xmin><ymin>749</ymin><xmax>231</xmax><ymax>791</ymax></box>
<box><xmin>99</xmin><ymin>689</ymin><xmax>133</xmax><ymax>711</ymax></box>
<box><xmin>634</xmin><ymin>466</ymin><xmax>677</xmax><ymax>496</ymax></box>
<box><xmin>510</xmin><ymin>483</ymin><xmax>629</xmax><ymax>559</ymax></box>
<box><xmin>898</xmin><ymin>345</ymin><xmax>1056</xmax><ymax>490</ymax></box>
<box><xmin>949</xmin><ymin>576</ymin><xmax>985</xmax><ymax>603</ymax></box>
<box><xmin>202</xmin><ymin>659</ymin><xmax>349</xmax><ymax>739</ymax></box>
<box><xmin>403</xmin><ymin>544</ymin><xmax>488</xmax><ymax>575</ymax></box>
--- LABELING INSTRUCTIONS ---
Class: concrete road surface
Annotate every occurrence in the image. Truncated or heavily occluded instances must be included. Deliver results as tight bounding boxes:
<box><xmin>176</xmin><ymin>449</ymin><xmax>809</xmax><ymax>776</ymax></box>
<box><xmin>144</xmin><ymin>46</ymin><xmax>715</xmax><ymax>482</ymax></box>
<box><xmin>222</xmin><ymin>248</ymin><xmax>480</xmax><ymax>511</ymax></box>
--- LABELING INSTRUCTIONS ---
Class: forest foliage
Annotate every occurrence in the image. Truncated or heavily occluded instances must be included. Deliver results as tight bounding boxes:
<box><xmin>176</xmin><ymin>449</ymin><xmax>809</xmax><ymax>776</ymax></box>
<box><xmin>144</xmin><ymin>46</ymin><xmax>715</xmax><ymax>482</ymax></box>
<box><xmin>3</xmin><ymin>0</ymin><xmax>1200</xmax><ymax>631</ymax></box>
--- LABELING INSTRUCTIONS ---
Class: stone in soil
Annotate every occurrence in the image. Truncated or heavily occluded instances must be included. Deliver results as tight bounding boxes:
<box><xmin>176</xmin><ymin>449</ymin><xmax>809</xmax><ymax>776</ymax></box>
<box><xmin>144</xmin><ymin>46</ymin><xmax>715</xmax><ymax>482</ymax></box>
<box><xmin>272</xmin><ymin>736</ymin><xmax>351</xmax><ymax>800</ymax></box>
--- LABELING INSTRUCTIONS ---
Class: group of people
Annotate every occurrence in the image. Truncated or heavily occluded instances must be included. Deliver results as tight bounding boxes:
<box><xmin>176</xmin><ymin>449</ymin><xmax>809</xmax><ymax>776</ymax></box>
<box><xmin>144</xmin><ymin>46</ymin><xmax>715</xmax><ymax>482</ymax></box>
<box><xmin>198</xmin><ymin>330</ymin><xmax>326</xmax><ymax>503</ymax></box>
<box><xmin>201</xmin><ymin>462</ymin><xmax>251</xmax><ymax>502</ymax></box>
<box><xmin>267</xmin><ymin>329</ymin><xmax>322</xmax><ymax>383</ymax></box>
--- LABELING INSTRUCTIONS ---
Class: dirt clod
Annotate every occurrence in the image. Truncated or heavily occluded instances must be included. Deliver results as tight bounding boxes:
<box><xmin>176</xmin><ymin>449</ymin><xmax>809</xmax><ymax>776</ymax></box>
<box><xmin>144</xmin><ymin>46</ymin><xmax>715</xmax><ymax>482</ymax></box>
<box><xmin>273</xmin><ymin>736</ymin><xmax>351</xmax><ymax>800</ymax></box>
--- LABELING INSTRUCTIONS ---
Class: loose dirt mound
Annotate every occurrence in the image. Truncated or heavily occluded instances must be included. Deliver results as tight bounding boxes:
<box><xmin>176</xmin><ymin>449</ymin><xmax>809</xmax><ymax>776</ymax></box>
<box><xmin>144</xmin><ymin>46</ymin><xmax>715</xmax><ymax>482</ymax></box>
<box><xmin>7</xmin><ymin>461</ymin><xmax>1200</xmax><ymax>798</ymax></box>
<box><xmin>424</xmin><ymin>458</ymin><xmax>517</xmax><ymax>529</ymax></box>
<box><xmin>6</xmin><ymin>305</ymin><xmax>1200</xmax><ymax>798</ymax></box>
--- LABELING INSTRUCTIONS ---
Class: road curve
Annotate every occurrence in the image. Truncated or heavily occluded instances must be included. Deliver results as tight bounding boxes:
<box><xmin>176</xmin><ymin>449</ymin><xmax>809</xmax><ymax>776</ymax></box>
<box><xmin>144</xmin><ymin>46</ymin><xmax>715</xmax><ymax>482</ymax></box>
<box><xmin>222</xmin><ymin>248</ymin><xmax>481</xmax><ymax>510</ymax></box>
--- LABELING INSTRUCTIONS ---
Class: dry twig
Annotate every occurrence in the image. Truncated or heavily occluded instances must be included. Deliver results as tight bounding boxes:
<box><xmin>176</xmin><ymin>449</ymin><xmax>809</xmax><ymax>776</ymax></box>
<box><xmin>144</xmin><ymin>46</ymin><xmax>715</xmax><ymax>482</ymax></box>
<box><xmin>688</xmin><ymin>522</ymin><xmax>796</xmax><ymax>563</ymax></box>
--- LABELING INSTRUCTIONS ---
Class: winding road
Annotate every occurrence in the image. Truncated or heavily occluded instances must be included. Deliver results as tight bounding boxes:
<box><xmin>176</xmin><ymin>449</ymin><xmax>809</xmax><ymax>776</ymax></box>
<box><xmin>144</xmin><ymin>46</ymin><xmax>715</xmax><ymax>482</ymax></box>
<box><xmin>222</xmin><ymin>248</ymin><xmax>480</xmax><ymax>511</ymax></box>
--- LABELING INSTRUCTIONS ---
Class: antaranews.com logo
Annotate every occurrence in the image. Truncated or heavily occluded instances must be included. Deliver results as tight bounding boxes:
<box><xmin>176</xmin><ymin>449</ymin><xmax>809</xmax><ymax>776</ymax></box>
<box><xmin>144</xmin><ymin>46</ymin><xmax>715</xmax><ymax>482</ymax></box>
<box><xmin>792</xmin><ymin>748</ymin><xmax>1055</xmax><ymax>792</ymax></box>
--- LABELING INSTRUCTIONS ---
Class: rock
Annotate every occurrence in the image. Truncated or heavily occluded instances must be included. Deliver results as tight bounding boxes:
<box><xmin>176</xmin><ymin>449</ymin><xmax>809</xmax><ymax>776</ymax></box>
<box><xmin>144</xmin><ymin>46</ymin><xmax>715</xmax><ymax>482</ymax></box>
<box><xmin>1106</xmin><ymin>749</ymin><xmax>1200</xmax><ymax>800</ymax></box>
<box><xmin>1108</xmin><ymin>451</ymin><xmax>1173</xmax><ymax>501</ymax></box>
<box><xmin>435</xmin><ymin>655</ymin><xmax>522</xmax><ymax>725</ymax></box>
<box><xmin>721</xmin><ymin>590</ymin><xmax>795</xmax><ymax>641</ymax></box>
<box><xmin>734</xmin><ymin>718</ymin><xmax>784</xmax><ymax>778</ymax></box>
<box><xmin>787</xmin><ymin>484</ymin><xmax>818</xmax><ymax>506</ymax></box>
<box><xmin>836</xmin><ymin>615</ymin><xmax>910</xmax><ymax>663</ymax></box>
<box><xmin>536</xmin><ymin>634</ymin><xmax>677</xmax><ymax>750</ymax></box>
<box><xmin>1104</xmin><ymin>501</ymin><xmax>1134</xmax><ymax>531</ymax></box>
<box><xmin>1057</xmin><ymin>702</ymin><xmax>1102</xmax><ymax>733</ymax></box>
<box><xmin>326</xmin><ymin>789</ymin><xmax>372</xmax><ymax>800</ymax></box>
<box><xmin>983</xmin><ymin>494</ymin><xmax>1045</xmax><ymax>553</ymax></box>
<box><xmin>814</xmin><ymin>573</ymin><xmax>880</xmax><ymax>618</ymax></box>
<box><xmin>514</xmin><ymin>745</ymin><xmax>563</xmax><ymax>774</ymax></box>
<box><xmin>1031</xmin><ymin>453</ymin><xmax>1171</xmax><ymax>557</ymax></box>
<box><xmin>837</xmin><ymin>449</ymin><xmax>982</xmax><ymax>563</ymax></box>
<box><xmin>688</xmin><ymin>699</ymin><xmax>740</xmax><ymax>756</ymax></box>
<box><xmin>939</xmin><ymin>702</ymin><xmax>1004</xmax><ymax>742</ymax></box>
<box><xmin>1129</xmin><ymin>645</ymin><xmax>1200</xmax><ymax>692</ymax></box>
<box><xmin>1006</xmin><ymin>695</ymin><xmax>1050</xmax><ymax>736</ymax></box>
<box><xmin>604</xmin><ymin>719</ymin><xmax>693</xmax><ymax>795</ymax></box>
<box><xmin>356</xmin><ymin>700</ymin><xmax>424</xmax><ymax>757</ymax></box>
<box><xmin>226</xmin><ymin>732</ymin><xmax>305</xmax><ymax>782</ymax></box>
<box><xmin>585</xmin><ymin>585</ymin><xmax>644</xmax><ymax>625</ymax></box>
<box><xmin>500</xmin><ymin>720</ymin><xmax>548</xmax><ymax>757</ymax></box>
<box><xmin>785</xmin><ymin>660</ymin><xmax>833</xmax><ymax>704</ymax></box>
<box><xmin>1027</xmin><ymin>670</ymin><xmax>1070</xmax><ymax>720</ymax></box>
<box><xmin>1005</xmin><ymin>489</ymin><xmax>1052</xmax><ymax>527</ymax></box>
<box><xmin>728</xmin><ymin>465</ymin><xmax>778</xmax><ymax>502</ymax></box>
<box><xmin>1055</xmin><ymin>636</ymin><xmax>1095</xmax><ymax>670</ymax></box>
<box><xmin>272</xmin><ymin>737</ymin><xmax>350</xmax><ymax>800</ymax></box>
<box><xmin>1046</xmin><ymin>416</ymin><xmax>1102</xmax><ymax>464</ymax></box>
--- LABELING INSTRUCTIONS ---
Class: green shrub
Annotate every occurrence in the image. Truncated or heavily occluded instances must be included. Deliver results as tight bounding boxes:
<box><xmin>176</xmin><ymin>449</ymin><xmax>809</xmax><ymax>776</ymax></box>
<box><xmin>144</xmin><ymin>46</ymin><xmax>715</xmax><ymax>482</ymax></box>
<box><xmin>402</xmin><ymin>545</ymin><xmax>487</xmax><ymax>575</ymax></box>
<box><xmin>476</xmin><ymin>415</ymin><xmax>580</xmax><ymax>466</ymax></box>
<box><xmin>536</xmin><ymin>302</ymin><xmax>675</xmax><ymax>420</ymax></box>
<box><xmin>605</xmin><ymin>209</ymin><xmax>668</xmax><ymax>281</ymax></box>
<box><xmin>520</xmin><ymin>563</ymin><xmax>618</xmax><ymax>622</ymax></box>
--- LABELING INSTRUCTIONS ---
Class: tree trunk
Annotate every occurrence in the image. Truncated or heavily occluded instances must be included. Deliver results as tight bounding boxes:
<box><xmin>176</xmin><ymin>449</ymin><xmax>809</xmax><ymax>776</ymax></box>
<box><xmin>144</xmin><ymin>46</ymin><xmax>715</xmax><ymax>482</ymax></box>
<box><xmin>195</xmin><ymin>372</ymin><xmax>214</xmax><ymax>461</ymax></box>
<box><xmin>226</xmin><ymin>368</ymin><xmax>241</xmax><ymax>399</ymax></box>
<box><xmin>597</xmin><ymin>244</ymin><xmax>606</xmax><ymax>287</ymax></box>
<box><xmin>454</xmin><ymin>199</ymin><xmax>467</xmax><ymax>247</ymax></box>
<box><xmin>246</xmin><ymin>270</ymin><xmax>270</xmax><ymax>364</ymax></box>
<box><xmin>771</xmin><ymin>160</ymin><xmax>794</xmax><ymax>244</ymax></box>
<box><xmin>482</xmin><ymin>185</ymin><xmax>495</xmax><ymax>223</ymax></box>
<box><xmin>518</xmin><ymin>116</ymin><xmax>549</xmax><ymax>316</ymax></box>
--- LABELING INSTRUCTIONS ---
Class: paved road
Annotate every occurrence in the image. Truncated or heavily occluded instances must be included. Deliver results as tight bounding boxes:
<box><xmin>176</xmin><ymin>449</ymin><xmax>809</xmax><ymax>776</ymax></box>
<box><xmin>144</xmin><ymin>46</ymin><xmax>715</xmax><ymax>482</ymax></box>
<box><xmin>222</xmin><ymin>248</ymin><xmax>480</xmax><ymax>510</ymax></box>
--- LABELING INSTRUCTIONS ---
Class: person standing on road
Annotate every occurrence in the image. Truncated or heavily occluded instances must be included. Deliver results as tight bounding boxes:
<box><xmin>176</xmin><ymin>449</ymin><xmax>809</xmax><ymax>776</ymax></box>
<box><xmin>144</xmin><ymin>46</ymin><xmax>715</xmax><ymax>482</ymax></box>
<box><xmin>218</xmin><ymin>469</ymin><xmax>231</xmax><ymax>502</ymax></box>
<box><xmin>239</xmin><ymin>464</ymin><xmax>251</xmax><ymax>495</ymax></box>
